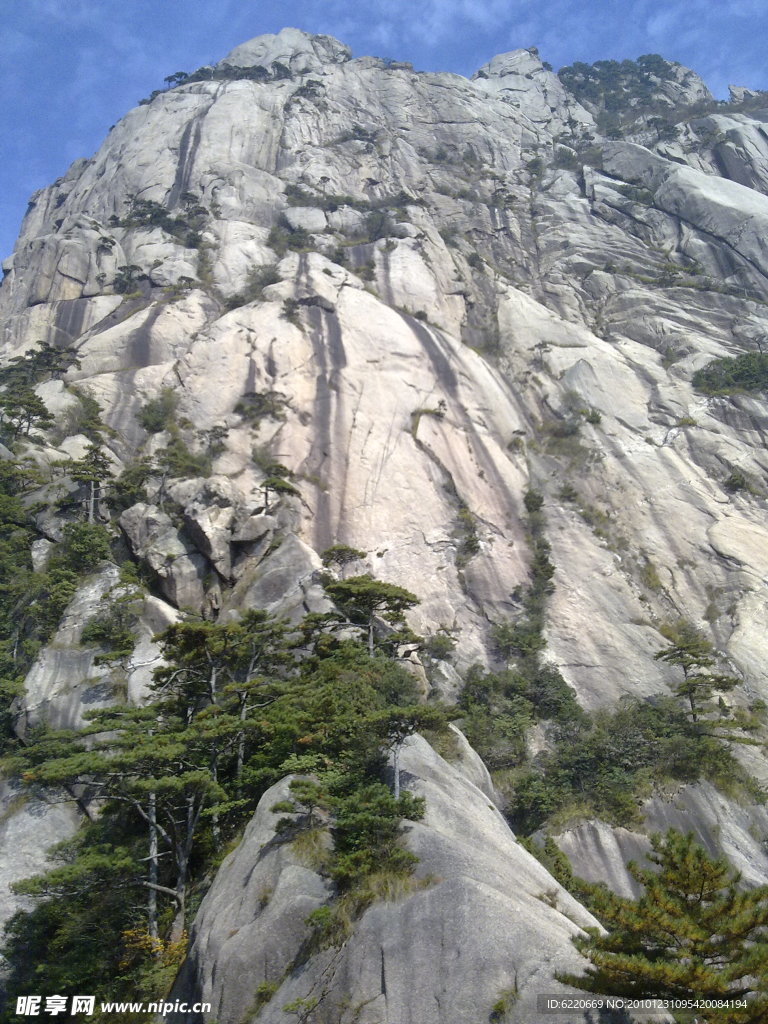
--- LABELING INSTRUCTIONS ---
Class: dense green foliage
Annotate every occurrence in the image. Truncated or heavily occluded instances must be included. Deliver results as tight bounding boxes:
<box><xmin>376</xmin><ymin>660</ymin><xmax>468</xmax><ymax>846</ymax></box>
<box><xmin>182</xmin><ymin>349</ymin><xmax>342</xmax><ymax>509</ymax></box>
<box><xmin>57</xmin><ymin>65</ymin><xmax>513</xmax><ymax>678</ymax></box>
<box><xmin>501</xmin><ymin>620</ymin><xmax>758</xmax><ymax>834</ymax></box>
<box><xmin>111</xmin><ymin>264</ymin><xmax>146</xmax><ymax>295</ymax></box>
<box><xmin>559</xmin><ymin>54</ymin><xmax>676</xmax><ymax>111</ymax></box>
<box><xmin>156</xmin><ymin>435</ymin><xmax>212</xmax><ymax>479</ymax></box>
<box><xmin>108</xmin><ymin>457</ymin><xmax>154</xmax><ymax>512</ymax></box>
<box><xmin>3</xmin><ymin>819</ymin><xmax>145</xmax><ymax>1003</ymax></box>
<box><xmin>462</xmin><ymin>490</ymin><xmax>583</xmax><ymax>768</ymax></box>
<box><xmin>692</xmin><ymin>351</ymin><xmax>768</xmax><ymax>395</ymax></box>
<box><xmin>267</xmin><ymin>221</ymin><xmax>313</xmax><ymax>256</ymax></box>
<box><xmin>80</xmin><ymin>587</ymin><xmax>140</xmax><ymax>663</ymax></box>
<box><xmin>509</xmin><ymin>695</ymin><xmax>760</xmax><ymax>833</ymax></box>
<box><xmin>492</xmin><ymin>490</ymin><xmax>557</xmax><ymax>661</ymax></box>
<box><xmin>67</xmin><ymin>443</ymin><xmax>114</xmax><ymax>522</ymax></box>
<box><xmin>58</xmin><ymin>522</ymin><xmax>112</xmax><ymax>572</ymax></box>
<box><xmin>0</xmin><ymin>342</ymin><xmax>78</xmax><ymax>443</ymax></box>
<box><xmin>0</xmin><ymin>459</ymin><xmax>42</xmax><ymax>743</ymax></box>
<box><xmin>459</xmin><ymin>662</ymin><xmax>583</xmax><ymax>770</ymax></box>
<box><xmin>1</xmin><ymin>604</ymin><xmax>442</xmax><ymax>1016</ymax></box>
<box><xmin>559</xmin><ymin>830</ymin><xmax>768</xmax><ymax>1023</ymax></box>
<box><xmin>137</xmin><ymin>388</ymin><xmax>179</xmax><ymax>434</ymax></box>
<box><xmin>557</xmin><ymin>53</ymin><xmax>694</xmax><ymax>139</ymax></box>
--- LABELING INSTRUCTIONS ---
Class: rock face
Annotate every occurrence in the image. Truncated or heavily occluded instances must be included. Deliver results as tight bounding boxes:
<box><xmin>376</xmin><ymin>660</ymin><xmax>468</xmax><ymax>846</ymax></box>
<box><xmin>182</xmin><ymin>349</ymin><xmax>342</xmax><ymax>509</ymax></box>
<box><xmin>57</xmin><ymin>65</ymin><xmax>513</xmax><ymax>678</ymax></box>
<box><xmin>171</xmin><ymin>737</ymin><xmax>596</xmax><ymax>1024</ymax></box>
<box><xmin>557</xmin><ymin>783</ymin><xmax>768</xmax><ymax>899</ymax></box>
<box><xmin>18</xmin><ymin>566</ymin><xmax>178</xmax><ymax>731</ymax></box>
<box><xmin>3</xmin><ymin>25</ymin><xmax>768</xmax><ymax>1015</ymax></box>
<box><xmin>221</xmin><ymin>29</ymin><xmax>352</xmax><ymax>75</ymax></box>
<box><xmin>0</xmin><ymin>782</ymin><xmax>80</xmax><ymax>933</ymax></box>
<box><xmin>3</xmin><ymin>29</ymin><xmax>768</xmax><ymax>701</ymax></box>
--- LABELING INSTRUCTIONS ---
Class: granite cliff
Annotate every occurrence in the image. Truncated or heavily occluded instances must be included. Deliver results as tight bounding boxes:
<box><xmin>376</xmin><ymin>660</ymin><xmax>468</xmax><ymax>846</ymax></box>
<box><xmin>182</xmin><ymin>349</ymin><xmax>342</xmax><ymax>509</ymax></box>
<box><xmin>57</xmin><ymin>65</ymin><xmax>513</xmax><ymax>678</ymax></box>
<box><xmin>2</xmin><ymin>27</ymin><xmax>768</xmax><ymax>1022</ymax></box>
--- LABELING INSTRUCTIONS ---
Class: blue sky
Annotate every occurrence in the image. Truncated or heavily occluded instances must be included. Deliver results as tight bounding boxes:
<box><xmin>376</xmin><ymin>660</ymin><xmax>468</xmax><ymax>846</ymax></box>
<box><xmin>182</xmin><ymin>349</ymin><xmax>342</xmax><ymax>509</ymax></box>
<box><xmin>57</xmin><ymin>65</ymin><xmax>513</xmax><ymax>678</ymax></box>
<box><xmin>2</xmin><ymin>0</ymin><xmax>767</xmax><ymax>261</ymax></box>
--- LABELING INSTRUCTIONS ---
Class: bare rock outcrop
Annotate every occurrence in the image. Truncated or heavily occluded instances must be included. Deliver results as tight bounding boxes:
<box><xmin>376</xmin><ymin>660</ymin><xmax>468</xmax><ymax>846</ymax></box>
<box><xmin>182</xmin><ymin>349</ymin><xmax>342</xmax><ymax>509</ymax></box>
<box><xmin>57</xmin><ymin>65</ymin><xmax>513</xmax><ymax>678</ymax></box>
<box><xmin>171</xmin><ymin>737</ymin><xmax>596</xmax><ymax>1024</ymax></box>
<box><xmin>557</xmin><ymin>782</ymin><xmax>768</xmax><ymax>899</ymax></box>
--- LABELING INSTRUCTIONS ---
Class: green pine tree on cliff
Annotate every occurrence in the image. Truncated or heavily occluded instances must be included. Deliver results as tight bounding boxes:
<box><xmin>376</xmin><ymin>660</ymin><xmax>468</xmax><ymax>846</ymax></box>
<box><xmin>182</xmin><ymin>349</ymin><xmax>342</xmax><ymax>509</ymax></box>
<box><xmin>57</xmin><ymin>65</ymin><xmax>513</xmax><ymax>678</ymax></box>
<box><xmin>557</xmin><ymin>829</ymin><xmax>768</xmax><ymax>1023</ymax></box>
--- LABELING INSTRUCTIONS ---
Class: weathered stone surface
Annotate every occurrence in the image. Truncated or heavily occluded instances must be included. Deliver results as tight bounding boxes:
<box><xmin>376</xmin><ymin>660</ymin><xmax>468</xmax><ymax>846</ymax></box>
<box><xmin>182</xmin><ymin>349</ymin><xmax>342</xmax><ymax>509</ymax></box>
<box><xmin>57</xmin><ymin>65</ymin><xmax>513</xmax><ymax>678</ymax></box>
<box><xmin>473</xmin><ymin>48</ymin><xmax>594</xmax><ymax>133</ymax></box>
<box><xmin>557</xmin><ymin>782</ymin><xmax>768</xmax><ymax>896</ymax></box>
<box><xmin>168</xmin><ymin>775</ymin><xmax>332</xmax><ymax>1024</ymax></box>
<box><xmin>3</xmin><ymin>20</ymin><xmax>767</xmax><ymax>730</ymax></box>
<box><xmin>124</xmin><ymin>593</ymin><xmax>180</xmax><ymax>703</ymax></box>
<box><xmin>30</xmin><ymin>538</ymin><xmax>54</xmax><ymax>572</ymax></box>
<box><xmin>18</xmin><ymin>565</ymin><xmax>180</xmax><ymax>730</ymax></box>
<box><xmin>221</xmin><ymin>27</ymin><xmax>351</xmax><ymax>74</ymax></box>
<box><xmin>230</xmin><ymin>512</ymin><xmax>277</xmax><ymax>543</ymax></box>
<box><xmin>555</xmin><ymin>821</ymin><xmax>650</xmax><ymax>899</ymax></box>
<box><xmin>19</xmin><ymin>565</ymin><xmax>120</xmax><ymax>732</ymax></box>
<box><xmin>445</xmin><ymin>724</ymin><xmax>499</xmax><ymax>802</ymax></box>
<box><xmin>5</xmin><ymin>25</ymin><xmax>768</xmax><ymax>1010</ymax></box>
<box><xmin>226</xmin><ymin>533</ymin><xmax>330</xmax><ymax>621</ymax></box>
<box><xmin>120</xmin><ymin>503</ymin><xmax>207</xmax><ymax>612</ymax></box>
<box><xmin>171</xmin><ymin>737</ymin><xmax>596</xmax><ymax>1024</ymax></box>
<box><xmin>283</xmin><ymin>206</ymin><xmax>327</xmax><ymax>233</ymax></box>
<box><xmin>0</xmin><ymin>576</ymin><xmax>178</xmax><ymax>938</ymax></box>
<box><xmin>173</xmin><ymin>478</ymin><xmax>248</xmax><ymax>580</ymax></box>
<box><xmin>0</xmin><ymin>781</ymin><xmax>80</xmax><ymax>932</ymax></box>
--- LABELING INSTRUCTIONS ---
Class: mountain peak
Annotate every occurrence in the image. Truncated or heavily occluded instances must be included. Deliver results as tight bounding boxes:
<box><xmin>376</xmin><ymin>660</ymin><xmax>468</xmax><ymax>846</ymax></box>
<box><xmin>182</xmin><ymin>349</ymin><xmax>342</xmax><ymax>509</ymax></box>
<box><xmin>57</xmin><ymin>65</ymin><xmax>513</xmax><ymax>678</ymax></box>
<box><xmin>472</xmin><ymin>46</ymin><xmax>549</xmax><ymax>81</ymax></box>
<box><xmin>219</xmin><ymin>27</ymin><xmax>351</xmax><ymax>74</ymax></box>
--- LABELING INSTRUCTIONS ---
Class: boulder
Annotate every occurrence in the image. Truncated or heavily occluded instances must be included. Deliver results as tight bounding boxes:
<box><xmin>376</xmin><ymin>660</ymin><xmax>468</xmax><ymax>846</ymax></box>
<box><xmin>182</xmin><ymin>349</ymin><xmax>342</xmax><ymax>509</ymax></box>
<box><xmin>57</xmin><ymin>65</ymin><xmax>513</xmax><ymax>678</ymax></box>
<box><xmin>283</xmin><ymin>206</ymin><xmax>327</xmax><ymax>234</ymax></box>
<box><xmin>120</xmin><ymin>503</ymin><xmax>207</xmax><ymax>612</ymax></box>
<box><xmin>170</xmin><ymin>736</ymin><xmax>597</xmax><ymax>1023</ymax></box>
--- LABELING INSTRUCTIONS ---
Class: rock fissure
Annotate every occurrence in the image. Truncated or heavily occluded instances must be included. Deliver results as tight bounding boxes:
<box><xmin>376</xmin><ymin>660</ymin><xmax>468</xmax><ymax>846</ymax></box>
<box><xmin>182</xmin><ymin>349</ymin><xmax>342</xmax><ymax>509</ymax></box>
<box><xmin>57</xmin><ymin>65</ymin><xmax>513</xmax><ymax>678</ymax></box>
<box><xmin>3</xmin><ymin>27</ymin><xmax>768</xmax><ymax>1024</ymax></box>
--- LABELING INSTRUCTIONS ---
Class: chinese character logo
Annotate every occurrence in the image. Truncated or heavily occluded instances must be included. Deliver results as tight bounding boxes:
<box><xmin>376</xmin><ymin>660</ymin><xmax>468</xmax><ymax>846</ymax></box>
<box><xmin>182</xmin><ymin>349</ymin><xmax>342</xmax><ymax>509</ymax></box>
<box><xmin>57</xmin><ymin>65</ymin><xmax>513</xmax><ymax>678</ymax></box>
<box><xmin>15</xmin><ymin>997</ymin><xmax>42</xmax><ymax>1016</ymax></box>
<box><xmin>72</xmin><ymin>996</ymin><xmax>96</xmax><ymax>1016</ymax></box>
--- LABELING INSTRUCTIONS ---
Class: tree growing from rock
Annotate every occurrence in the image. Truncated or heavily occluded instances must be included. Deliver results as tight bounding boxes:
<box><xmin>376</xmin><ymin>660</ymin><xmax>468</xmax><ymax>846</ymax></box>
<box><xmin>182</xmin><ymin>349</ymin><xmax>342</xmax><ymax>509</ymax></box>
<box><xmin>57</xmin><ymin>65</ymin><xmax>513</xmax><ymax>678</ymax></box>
<box><xmin>68</xmin><ymin>442</ymin><xmax>114</xmax><ymax>522</ymax></box>
<box><xmin>558</xmin><ymin>829</ymin><xmax>768</xmax><ymax>1023</ymax></box>
<box><xmin>321</xmin><ymin>543</ymin><xmax>367</xmax><ymax>577</ymax></box>
<box><xmin>0</xmin><ymin>388</ymin><xmax>54</xmax><ymax>441</ymax></box>
<box><xmin>654</xmin><ymin>621</ymin><xmax>740</xmax><ymax>726</ymax></box>
<box><xmin>372</xmin><ymin>705</ymin><xmax>446</xmax><ymax>798</ymax></box>
<box><xmin>324</xmin><ymin>574</ymin><xmax>419</xmax><ymax>656</ymax></box>
<box><xmin>0</xmin><ymin>341</ymin><xmax>74</xmax><ymax>441</ymax></box>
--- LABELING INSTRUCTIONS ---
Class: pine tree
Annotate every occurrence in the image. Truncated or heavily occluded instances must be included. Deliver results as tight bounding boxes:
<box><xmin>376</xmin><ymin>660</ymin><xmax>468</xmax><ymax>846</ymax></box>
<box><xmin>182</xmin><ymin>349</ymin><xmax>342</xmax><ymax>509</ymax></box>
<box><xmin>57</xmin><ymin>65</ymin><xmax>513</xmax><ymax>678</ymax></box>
<box><xmin>68</xmin><ymin>442</ymin><xmax>114</xmax><ymax>521</ymax></box>
<box><xmin>0</xmin><ymin>340</ymin><xmax>79</xmax><ymax>390</ymax></box>
<box><xmin>321</xmin><ymin>544</ymin><xmax>367</xmax><ymax>577</ymax></box>
<box><xmin>16</xmin><ymin>695</ymin><xmax>238</xmax><ymax>942</ymax></box>
<box><xmin>0</xmin><ymin>341</ymin><xmax>79</xmax><ymax>442</ymax></box>
<box><xmin>558</xmin><ymin>830</ymin><xmax>768</xmax><ymax>1023</ymax></box>
<box><xmin>370</xmin><ymin>705</ymin><xmax>446</xmax><ymax>797</ymax></box>
<box><xmin>152</xmin><ymin>612</ymin><xmax>294</xmax><ymax>815</ymax></box>
<box><xmin>0</xmin><ymin>388</ymin><xmax>55</xmax><ymax>440</ymax></box>
<box><xmin>324</xmin><ymin>574</ymin><xmax>420</xmax><ymax>656</ymax></box>
<box><xmin>654</xmin><ymin>621</ymin><xmax>741</xmax><ymax>728</ymax></box>
<box><xmin>13</xmin><ymin>615</ymin><xmax>290</xmax><ymax>941</ymax></box>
